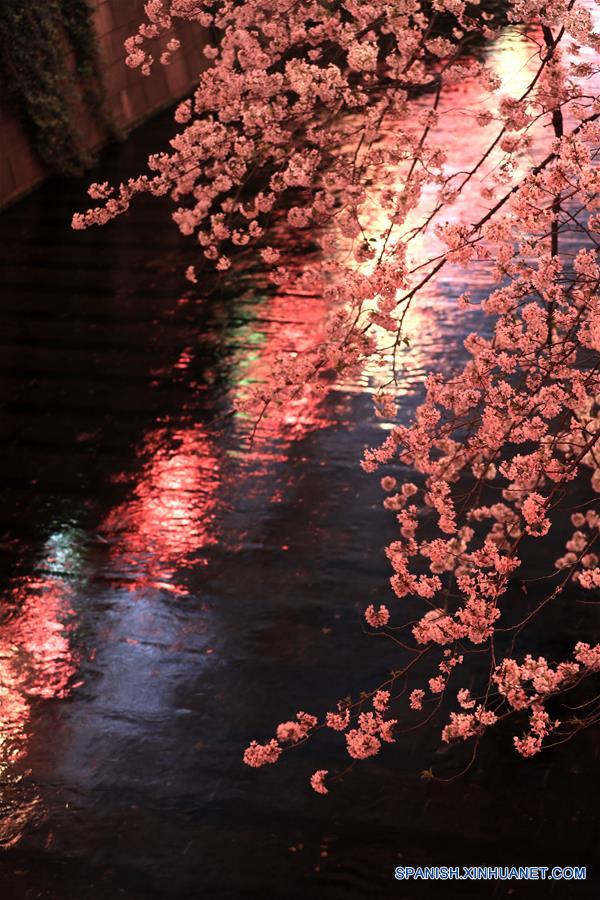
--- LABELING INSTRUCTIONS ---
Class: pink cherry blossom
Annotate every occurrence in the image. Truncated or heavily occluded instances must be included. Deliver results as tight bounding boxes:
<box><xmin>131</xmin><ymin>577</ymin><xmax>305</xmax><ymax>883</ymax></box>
<box><xmin>310</xmin><ymin>769</ymin><xmax>329</xmax><ymax>794</ymax></box>
<box><xmin>364</xmin><ymin>604</ymin><xmax>390</xmax><ymax>628</ymax></box>
<box><xmin>409</xmin><ymin>689</ymin><xmax>425</xmax><ymax>711</ymax></box>
<box><xmin>72</xmin><ymin>0</ymin><xmax>600</xmax><ymax>790</ymax></box>
<box><xmin>346</xmin><ymin>729</ymin><xmax>381</xmax><ymax>760</ymax></box>
<box><xmin>243</xmin><ymin>739</ymin><xmax>282</xmax><ymax>768</ymax></box>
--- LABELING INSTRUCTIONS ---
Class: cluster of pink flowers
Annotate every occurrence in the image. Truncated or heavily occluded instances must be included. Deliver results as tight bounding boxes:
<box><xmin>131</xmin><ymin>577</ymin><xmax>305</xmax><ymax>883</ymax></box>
<box><xmin>493</xmin><ymin>655</ymin><xmax>580</xmax><ymax>711</ymax></box>
<box><xmin>409</xmin><ymin>689</ymin><xmax>425</xmax><ymax>711</ymax></box>
<box><xmin>440</xmin><ymin>641</ymin><xmax>600</xmax><ymax>755</ymax></box>
<box><xmin>574</xmin><ymin>642</ymin><xmax>600</xmax><ymax>672</ymax></box>
<box><xmin>325</xmin><ymin>708</ymin><xmax>351</xmax><ymax>731</ymax></box>
<box><xmin>276</xmin><ymin>711</ymin><xmax>318</xmax><ymax>744</ymax></box>
<box><xmin>513</xmin><ymin>706</ymin><xmax>557</xmax><ymax>758</ymax></box>
<box><xmin>310</xmin><ymin>769</ymin><xmax>328</xmax><ymax>794</ymax></box>
<box><xmin>521</xmin><ymin>493</ymin><xmax>551</xmax><ymax>537</ymax></box>
<box><xmin>243</xmin><ymin>739</ymin><xmax>282</xmax><ymax>768</ymax></box>
<box><xmin>364</xmin><ymin>604</ymin><xmax>390</xmax><ymax>628</ymax></box>
<box><xmin>555</xmin><ymin>510</ymin><xmax>600</xmax><ymax>587</ymax></box>
<box><xmin>244</xmin><ymin>711</ymin><xmax>317</xmax><ymax>768</ymax></box>
<box><xmin>73</xmin><ymin>0</ymin><xmax>600</xmax><ymax>788</ymax></box>
<box><xmin>345</xmin><ymin>699</ymin><xmax>397</xmax><ymax>760</ymax></box>
<box><xmin>441</xmin><ymin>707</ymin><xmax>498</xmax><ymax>744</ymax></box>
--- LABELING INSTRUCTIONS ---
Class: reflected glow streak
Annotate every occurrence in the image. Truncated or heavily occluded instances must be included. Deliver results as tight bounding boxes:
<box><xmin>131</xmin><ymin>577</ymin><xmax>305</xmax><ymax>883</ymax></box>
<box><xmin>1</xmin><ymin>569</ymin><xmax>77</xmax><ymax>777</ymax></box>
<box><xmin>101</xmin><ymin>425</ymin><xmax>220</xmax><ymax>592</ymax></box>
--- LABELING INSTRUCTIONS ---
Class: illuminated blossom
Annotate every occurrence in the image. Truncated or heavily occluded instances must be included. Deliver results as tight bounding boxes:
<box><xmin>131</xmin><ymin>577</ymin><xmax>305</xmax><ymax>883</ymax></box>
<box><xmin>243</xmin><ymin>740</ymin><xmax>282</xmax><ymax>768</ymax></box>
<box><xmin>364</xmin><ymin>604</ymin><xmax>390</xmax><ymax>628</ymax></box>
<box><xmin>346</xmin><ymin>729</ymin><xmax>381</xmax><ymax>760</ymax></box>
<box><xmin>409</xmin><ymin>689</ymin><xmax>425</xmax><ymax>711</ymax></box>
<box><xmin>326</xmin><ymin>709</ymin><xmax>350</xmax><ymax>731</ymax></box>
<box><xmin>74</xmin><ymin>0</ymin><xmax>600</xmax><ymax>789</ymax></box>
<box><xmin>310</xmin><ymin>769</ymin><xmax>329</xmax><ymax>794</ymax></box>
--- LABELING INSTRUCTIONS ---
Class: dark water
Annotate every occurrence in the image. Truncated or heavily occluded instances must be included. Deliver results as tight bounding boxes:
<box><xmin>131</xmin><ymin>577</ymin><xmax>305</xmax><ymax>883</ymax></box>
<box><xmin>1</xmin><ymin>37</ymin><xmax>600</xmax><ymax>900</ymax></box>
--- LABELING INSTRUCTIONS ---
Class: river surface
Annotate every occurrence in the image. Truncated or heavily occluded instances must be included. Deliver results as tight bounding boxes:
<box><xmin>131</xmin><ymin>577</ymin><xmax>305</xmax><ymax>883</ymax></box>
<box><xmin>0</xmin><ymin>18</ymin><xmax>599</xmax><ymax>900</ymax></box>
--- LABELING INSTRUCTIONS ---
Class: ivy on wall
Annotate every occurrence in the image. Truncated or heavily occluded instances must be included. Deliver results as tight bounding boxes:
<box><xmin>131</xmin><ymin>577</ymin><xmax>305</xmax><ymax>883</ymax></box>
<box><xmin>0</xmin><ymin>0</ymin><xmax>115</xmax><ymax>177</ymax></box>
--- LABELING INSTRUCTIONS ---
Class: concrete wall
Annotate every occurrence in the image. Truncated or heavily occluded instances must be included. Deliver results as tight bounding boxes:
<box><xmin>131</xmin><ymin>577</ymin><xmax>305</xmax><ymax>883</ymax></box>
<box><xmin>0</xmin><ymin>0</ymin><xmax>205</xmax><ymax>208</ymax></box>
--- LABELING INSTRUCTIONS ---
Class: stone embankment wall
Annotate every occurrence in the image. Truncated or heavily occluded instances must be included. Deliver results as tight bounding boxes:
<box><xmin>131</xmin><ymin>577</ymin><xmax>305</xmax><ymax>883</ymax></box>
<box><xmin>0</xmin><ymin>0</ymin><xmax>204</xmax><ymax>208</ymax></box>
